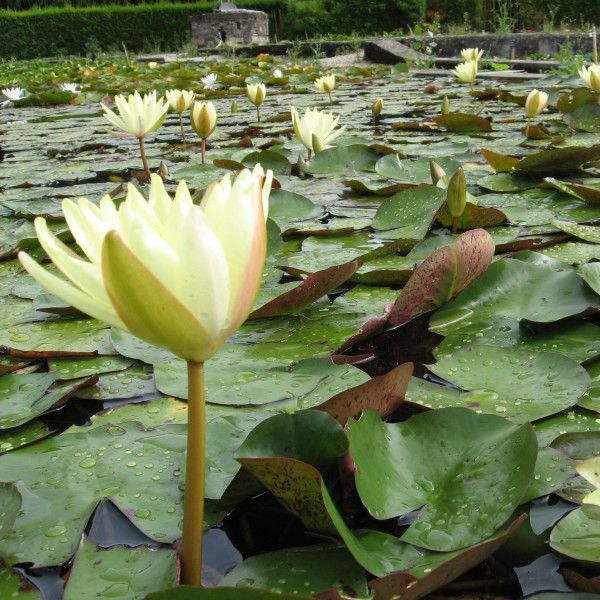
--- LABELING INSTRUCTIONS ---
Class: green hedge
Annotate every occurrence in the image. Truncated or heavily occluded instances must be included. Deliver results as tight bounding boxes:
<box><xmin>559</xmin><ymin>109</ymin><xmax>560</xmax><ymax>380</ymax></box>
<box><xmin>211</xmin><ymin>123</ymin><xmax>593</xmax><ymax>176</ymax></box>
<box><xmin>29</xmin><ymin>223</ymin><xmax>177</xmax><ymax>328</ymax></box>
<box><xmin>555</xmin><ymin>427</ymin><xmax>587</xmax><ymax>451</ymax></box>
<box><xmin>0</xmin><ymin>0</ymin><xmax>284</xmax><ymax>59</ymax></box>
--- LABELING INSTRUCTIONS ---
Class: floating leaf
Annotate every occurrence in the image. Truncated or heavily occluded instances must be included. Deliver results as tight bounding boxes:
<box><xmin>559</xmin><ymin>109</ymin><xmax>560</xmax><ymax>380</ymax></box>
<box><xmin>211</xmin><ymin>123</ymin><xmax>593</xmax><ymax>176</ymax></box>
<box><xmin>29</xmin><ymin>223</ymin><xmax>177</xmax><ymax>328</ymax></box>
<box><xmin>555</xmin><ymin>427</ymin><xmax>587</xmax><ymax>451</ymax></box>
<box><xmin>431</xmin><ymin>113</ymin><xmax>492</xmax><ymax>132</ymax></box>
<box><xmin>513</xmin><ymin>145</ymin><xmax>600</xmax><ymax>176</ymax></box>
<box><xmin>219</xmin><ymin>544</ymin><xmax>367</xmax><ymax>597</ymax></box>
<box><xmin>388</xmin><ymin>229</ymin><xmax>494</xmax><ymax>328</ymax></box>
<box><xmin>348</xmin><ymin>408</ymin><xmax>537</xmax><ymax>550</ymax></box>
<box><xmin>63</xmin><ymin>536</ymin><xmax>177</xmax><ymax>600</ymax></box>
<box><xmin>481</xmin><ymin>148</ymin><xmax>521</xmax><ymax>172</ymax></box>
<box><xmin>550</xmin><ymin>505</ymin><xmax>600</xmax><ymax>561</ymax></box>
<box><xmin>302</xmin><ymin>145</ymin><xmax>380</xmax><ymax>175</ymax></box>
<box><xmin>429</xmin><ymin>258</ymin><xmax>600</xmax><ymax>336</ymax></box>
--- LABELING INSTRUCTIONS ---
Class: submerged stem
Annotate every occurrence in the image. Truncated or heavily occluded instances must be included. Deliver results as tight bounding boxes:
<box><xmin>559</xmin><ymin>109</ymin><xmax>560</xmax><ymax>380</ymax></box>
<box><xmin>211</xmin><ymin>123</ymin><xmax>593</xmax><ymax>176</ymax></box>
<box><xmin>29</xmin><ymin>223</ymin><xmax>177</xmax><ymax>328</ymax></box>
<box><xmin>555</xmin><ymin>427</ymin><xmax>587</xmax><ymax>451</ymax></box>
<box><xmin>181</xmin><ymin>360</ymin><xmax>206</xmax><ymax>587</ymax></box>
<box><xmin>138</xmin><ymin>137</ymin><xmax>152</xmax><ymax>180</ymax></box>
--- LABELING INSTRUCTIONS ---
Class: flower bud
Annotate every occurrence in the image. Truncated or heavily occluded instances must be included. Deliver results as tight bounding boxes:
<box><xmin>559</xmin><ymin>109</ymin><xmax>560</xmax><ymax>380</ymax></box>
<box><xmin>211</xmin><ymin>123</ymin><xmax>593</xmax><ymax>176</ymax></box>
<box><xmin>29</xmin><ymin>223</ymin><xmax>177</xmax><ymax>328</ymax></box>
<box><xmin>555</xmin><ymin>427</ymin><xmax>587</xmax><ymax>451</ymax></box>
<box><xmin>446</xmin><ymin>167</ymin><xmax>467</xmax><ymax>218</ymax></box>
<box><xmin>525</xmin><ymin>89</ymin><xmax>549</xmax><ymax>118</ymax></box>
<box><xmin>190</xmin><ymin>101</ymin><xmax>217</xmax><ymax>140</ymax></box>
<box><xmin>441</xmin><ymin>95</ymin><xmax>450</xmax><ymax>114</ymax></box>
<box><xmin>372</xmin><ymin>98</ymin><xmax>384</xmax><ymax>118</ymax></box>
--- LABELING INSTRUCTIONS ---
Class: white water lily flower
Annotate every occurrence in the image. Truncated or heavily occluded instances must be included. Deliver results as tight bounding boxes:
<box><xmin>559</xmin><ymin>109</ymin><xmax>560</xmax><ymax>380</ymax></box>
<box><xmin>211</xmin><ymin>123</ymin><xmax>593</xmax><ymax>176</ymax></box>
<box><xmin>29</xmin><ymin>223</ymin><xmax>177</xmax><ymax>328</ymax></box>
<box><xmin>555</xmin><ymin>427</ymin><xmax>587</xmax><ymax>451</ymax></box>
<box><xmin>290</xmin><ymin>106</ymin><xmax>346</xmax><ymax>154</ymax></box>
<box><xmin>314</xmin><ymin>74</ymin><xmax>336</xmax><ymax>94</ymax></box>
<box><xmin>165</xmin><ymin>89</ymin><xmax>195</xmax><ymax>114</ymax></box>
<box><xmin>202</xmin><ymin>73</ymin><xmax>218</xmax><ymax>90</ymax></box>
<box><xmin>525</xmin><ymin>89</ymin><xmax>549</xmax><ymax>118</ymax></box>
<box><xmin>101</xmin><ymin>90</ymin><xmax>169</xmax><ymax>138</ymax></box>
<box><xmin>452</xmin><ymin>61</ymin><xmax>477</xmax><ymax>85</ymax></box>
<box><xmin>579</xmin><ymin>64</ymin><xmax>600</xmax><ymax>92</ymax></box>
<box><xmin>18</xmin><ymin>165</ymin><xmax>273</xmax><ymax>363</ymax></box>
<box><xmin>1</xmin><ymin>86</ymin><xmax>26</xmax><ymax>106</ymax></box>
<box><xmin>246</xmin><ymin>83</ymin><xmax>266</xmax><ymax>107</ymax></box>
<box><xmin>273</xmin><ymin>68</ymin><xmax>283</xmax><ymax>78</ymax></box>
<box><xmin>60</xmin><ymin>83</ymin><xmax>80</xmax><ymax>93</ymax></box>
<box><xmin>190</xmin><ymin>101</ymin><xmax>217</xmax><ymax>140</ymax></box>
<box><xmin>460</xmin><ymin>47</ymin><xmax>483</xmax><ymax>62</ymax></box>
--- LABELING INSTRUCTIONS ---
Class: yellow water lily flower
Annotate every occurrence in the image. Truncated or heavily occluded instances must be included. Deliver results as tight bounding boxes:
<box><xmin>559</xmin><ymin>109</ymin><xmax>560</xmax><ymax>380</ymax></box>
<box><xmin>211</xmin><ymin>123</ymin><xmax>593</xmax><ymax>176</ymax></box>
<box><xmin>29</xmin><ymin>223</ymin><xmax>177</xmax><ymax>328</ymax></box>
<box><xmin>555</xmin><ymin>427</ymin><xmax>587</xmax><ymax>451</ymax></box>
<box><xmin>579</xmin><ymin>64</ymin><xmax>600</xmax><ymax>93</ymax></box>
<box><xmin>166</xmin><ymin>89</ymin><xmax>195</xmax><ymax>141</ymax></box>
<box><xmin>525</xmin><ymin>89</ymin><xmax>548</xmax><ymax>118</ymax></box>
<box><xmin>314</xmin><ymin>74</ymin><xmax>336</xmax><ymax>103</ymax></box>
<box><xmin>460</xmin><ymin>47</ymin><xmax>483</xmax><ymax>62</ymax></box>
<box><xmin>372</xmin><ymin>97</ymin><xmax>384</xmax><ymax>119</ymax></box>
<box><xmin>166</xmin><ymin>89</ymin><xmax>195</xmax><ymax>114</ymax></box>
<box><xmin>190</xmin><ymin>101</ymin><xmax>217</xmax><ymax>163</ymax></box>
<box><xmin>452</xmin><ymin>61</ymin><xmax>478</xmax><ymax>90</ymax></box>
<box><xmin>101</xmin><ymin>90</ymin><xmax>168</xmax><ymax>139</ymax></box>
<box><xmin>290</xmin><ymin>106</ymin><xmax>346</xmax><ymax>159</ymax></box>
<box><xmin>246</xmin><ymin>83</ymin><xmax>266</xmax><ymax>121</ymax></box>
<box><xmin>18</xmin><ymin>165</ymin><xmax>273</xmax><ymax>364</ymax></box>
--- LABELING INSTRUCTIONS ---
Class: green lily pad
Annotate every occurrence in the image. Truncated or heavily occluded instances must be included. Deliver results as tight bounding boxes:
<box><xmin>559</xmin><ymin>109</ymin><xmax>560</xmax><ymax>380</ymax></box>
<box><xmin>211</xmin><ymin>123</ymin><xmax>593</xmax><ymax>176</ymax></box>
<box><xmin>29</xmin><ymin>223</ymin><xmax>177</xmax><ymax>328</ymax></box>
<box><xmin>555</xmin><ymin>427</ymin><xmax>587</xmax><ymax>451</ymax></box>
<box><xmin>435</xmin><ymin>318</ymin><xmax>600</xmax><ymax>363</ymax></box>
<box><xmin>268</xmin><ymin>189</ymin><xmax>323</xmax><ymax>229</ymax></box>
<box><xmin>514</xmin><ymin>145</ymin><xmax>600</xmax><ymax>176</ymax></box>
<box><xmin>431</xmin><ymin>112</ymin><xmax>492</xmax><ymax>132</ymax></box>
<box><xmin>73</xmin><ymin>362</ymin><xmax>156</xmax><ymax>400</ymax></box>
<box><xmin>550</xmin><ymin>504</ymin><xmax>600</xmax><ymax>561</ymax></box>
<box><xmin>0</xmin><ymin>421</ymin><xmax>186</xmax><ymax>566</ymax></box>
<box><xmin>63</xmin><ymin>536</ymin><xmax>177</xmax><ymax>600</ymax></box>
<box><xmin>219</xmin><ymin>543</ymin><xmax>367</xmax><ymax>596</ymax></box>
<box><xmin>148</xmin><ymin>587</ymin><xmax>313</xmax><ymax>599</ymax></box>
<box><xmin>374</xmin><ymin>154</ymin><xmax>460</xmax><ymax>183</ymax></box>
<box><xmin>534</xmin><ymin>409</ymin><xmax>600</xmax><ymax>446</ymax></box>
<box><xmin>580</xmin><ymin>262</ymin><xmax>600</xmax><ymax>296</ymax></box>
<box><xmin>0</xmin><ymin>419</ymin><xmax>53</xmax><ymax>453</ymax></box>
<box><xmin>477</xmin><ymin>173</ymin><xmax>541</xmax><ymax>192</ymax></box>
<box><xmin>0</xmin><ymin>561</ymin><xmax>42</xmax><ymax>600</ymax></box>
<box><xmin>429</xmin><ymin>258</ymin><xmax>600</xmax><ymax>336</ymax></box>
<box><xmin>48</xmin><ymin>355</ymin><xmax>135</xmax><ymax>380</ymax></box>
<box><xmin>372</xmin><ymin>186</ymin><xmax>446</xmax><ymax>237</ymax></box>
<box><xmin>0</xmin><ymin>318</ymin><xmax>115</xmax><ymax>355</ymax></box>
<box><xmin>303</xmin><ymin>145</ymin><xmax>380</xmax><ymax>175</ymax></box>
<box><xmin>429</xmin><ymin>346</ymin><xmax>589</xmax><ymax>424</ymax></box>
<box><xmin>563</xmin><ymin>103</ymin><xmax>600</xmax><ymax>133</ymax></box>
<box><xmin>347</xmin><ymin>408</ymin><xmax>537</xmax><ymax>550</ymax></box>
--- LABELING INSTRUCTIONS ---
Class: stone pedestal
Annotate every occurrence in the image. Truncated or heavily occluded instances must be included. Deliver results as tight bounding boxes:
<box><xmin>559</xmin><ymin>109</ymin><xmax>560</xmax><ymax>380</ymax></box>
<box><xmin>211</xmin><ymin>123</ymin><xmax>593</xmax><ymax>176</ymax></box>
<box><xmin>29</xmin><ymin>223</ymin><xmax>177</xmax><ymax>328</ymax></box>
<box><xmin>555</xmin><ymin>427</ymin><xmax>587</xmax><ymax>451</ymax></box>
<box><xmin>191</xmin><ymin>10</ymin><xmax>269</xmax><ymax>48</ymax></box>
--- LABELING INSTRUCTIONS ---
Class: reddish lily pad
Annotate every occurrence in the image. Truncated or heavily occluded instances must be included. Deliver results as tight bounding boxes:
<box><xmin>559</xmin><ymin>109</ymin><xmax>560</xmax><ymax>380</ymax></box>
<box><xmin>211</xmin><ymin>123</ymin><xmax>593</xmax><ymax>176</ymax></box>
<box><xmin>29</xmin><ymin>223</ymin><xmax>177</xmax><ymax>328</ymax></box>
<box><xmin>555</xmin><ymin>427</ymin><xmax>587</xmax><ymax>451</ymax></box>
<box><xmin>437</xmin><ymin>202</ymin><xmax>507</xmax><ymax>229</ymax></box>
<box><xmin>313</xmin><ymin>362</ymin><xmax>412</xmax><ymax>425</ymax></box>
<box><xmin>234</xmin><ymin>411</ymin><xmax>347</xmax><ymax>536</ymax></box>
<box><xmin>387</xmin><ymin>229</ymin><xmax>495</xmax><ymax>329</ymax></box>
<box><xmin>249</xmin><ymin>261</ymin><xmax>361</xmax><ymax>318</ymax></box>
<box><xmin>481</xmin><ymin>148</ymin><xmax>521</xmax><ymax>172</ymax></box>
<box><xmin>431</xmin><ymin>113</ymin><xmax>492</xmax><ymax>132</ymax></box>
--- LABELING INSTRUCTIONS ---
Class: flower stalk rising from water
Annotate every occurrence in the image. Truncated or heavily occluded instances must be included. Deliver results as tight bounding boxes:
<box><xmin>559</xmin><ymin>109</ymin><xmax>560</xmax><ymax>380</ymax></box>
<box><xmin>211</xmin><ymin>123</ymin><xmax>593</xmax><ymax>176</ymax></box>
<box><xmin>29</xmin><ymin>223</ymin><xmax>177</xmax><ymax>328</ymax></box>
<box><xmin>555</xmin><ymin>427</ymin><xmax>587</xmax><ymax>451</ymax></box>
<box><xmin>101</xmin><ymin>90</ymin><xmax>169</xmax><ymax>179</ymax></box>
<box><xmin>190</xmin><ymin>101</ymin><xmax>217</xmax><ymax>164</ymax></box>
<box><xmin>524</xmin><ymin>88</ymin><xmax>549</xmax><ymax>138</ymax></box>
<box><xmin>246</xmin><ymin>83</ymin><xmax>266</xmax><ymax>122</ymax></box>
<box><xmin>19</xmin><ymin>164</ymin><xmax>273</xmax><ymax>587</ymax></box>
<box><xmin>166</xmin><ymin>89</ymin><xmax>196</xmax><ymax>142</ymax></box>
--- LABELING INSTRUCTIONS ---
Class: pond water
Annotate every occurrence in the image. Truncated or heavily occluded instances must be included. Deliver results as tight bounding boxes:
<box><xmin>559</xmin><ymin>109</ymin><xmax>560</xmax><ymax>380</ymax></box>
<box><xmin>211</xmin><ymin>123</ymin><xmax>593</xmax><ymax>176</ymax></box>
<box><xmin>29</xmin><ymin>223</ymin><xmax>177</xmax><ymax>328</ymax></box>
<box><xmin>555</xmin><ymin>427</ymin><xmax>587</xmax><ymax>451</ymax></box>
<box><xmin>1</xmin><ymin>55</ymin><xmax>600</xmax><ymax>599</ymax></box>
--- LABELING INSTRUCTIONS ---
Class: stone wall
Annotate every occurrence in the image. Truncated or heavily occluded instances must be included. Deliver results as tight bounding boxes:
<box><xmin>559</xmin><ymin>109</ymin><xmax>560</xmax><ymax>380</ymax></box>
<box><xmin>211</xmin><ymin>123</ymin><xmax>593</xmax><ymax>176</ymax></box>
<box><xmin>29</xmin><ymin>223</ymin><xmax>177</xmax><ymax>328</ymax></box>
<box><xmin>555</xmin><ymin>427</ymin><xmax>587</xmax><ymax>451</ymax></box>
<box><xmin>191</xmin><ymin>10</ymin><xmax>269</xmax><ymax>48</ymax></box>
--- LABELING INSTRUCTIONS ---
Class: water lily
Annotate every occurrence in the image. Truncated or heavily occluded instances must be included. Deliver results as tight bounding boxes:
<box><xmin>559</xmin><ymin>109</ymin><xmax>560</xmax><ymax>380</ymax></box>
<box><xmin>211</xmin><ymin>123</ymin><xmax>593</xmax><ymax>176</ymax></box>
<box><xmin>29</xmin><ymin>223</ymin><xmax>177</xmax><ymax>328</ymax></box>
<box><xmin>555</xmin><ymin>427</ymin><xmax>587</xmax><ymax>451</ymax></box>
<box><xmin>460</xmin><ymin>47</ymin><xmax>483</xmax><ymax>62</ymax></box>
<box><xmin>147</xmin><ymin>61</ymin><xmax>160</xmax><ymax>70</ymax></box>
<box><xmin>372</xmin><ymin>97</ymin><xmax>384</xmax><ymax>121</ymax></box>
<box><xmin>166</xmin><ymin>89</ymin><xmax>195</xmax><ymax>141</ymax></box>
<box><xmin>19</xmin><ymin>164</ymin><xmax>273</xmax><ymax>586</ymax></box>
<box><xmin>290</xmin><ymin>106</ymin><xmax>346</xmax><ymax>160</ymax></box>
<box><xmin>524</xmin><ymin>88</ymin><xmax>549</xmax><ymax>137</ymax></box>
<box><xmin>190</xmin><ymin>101</ymin><xmax>217</xmax><ymax>164</ymax></box>
<box><xmin>101</xmin><ymin>90</ymin><xmax>169</xmax><ymax>178</ymax></box>
<box><xmin>446</xmin><ymin>167</ymin><xmax>467</xmax><ymax>233</ymax></box>
<box><xmin>246</xmin><ymin>83</ymin><xmax>266</xmax><ymax>121</ymax></box>
<box><xmin>452</xmin><ymin>61</ymin><xmax>477</xmax><ymax>90</ymax></box>
<box><xmin>1</xmin><ymin>86</ymin><xmax>26</xmax><ymax>107</ymax></box>
<box><xmin>441</xmin><ymin>95</ymin><xmax>450</xmax><ymax>114</ymax></box>
<box><xmin>202</xmin><ymin>73</ymin><xmax>218</xmax><ymax>90</ymax></box>
<box><xmin>314</xmin><ymin>73</ymin><xmax>336</xmax><ymax>104</ymax></box>
<box><xmin>273</xmin><ymin>68</ymin><xmax>283</xmax><ymax>78</ymax></box>
<box><xmin>578</xmin><ymin>64</ymin><xmax>600</xmax><ymax>93</ymax></box>
<box><xmin>60</xmin><ymin>82</ymin><xmax>80</xmax><ymax>93</ymax></box>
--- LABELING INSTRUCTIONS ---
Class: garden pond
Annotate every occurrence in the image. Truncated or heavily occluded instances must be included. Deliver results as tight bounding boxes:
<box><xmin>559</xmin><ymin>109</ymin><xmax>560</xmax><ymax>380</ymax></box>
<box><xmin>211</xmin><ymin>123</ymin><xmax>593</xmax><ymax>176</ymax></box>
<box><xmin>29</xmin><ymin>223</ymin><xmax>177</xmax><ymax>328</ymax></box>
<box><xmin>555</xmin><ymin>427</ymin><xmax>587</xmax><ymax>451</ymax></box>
<box><xmin>2</xmin><ymin>53</ymin><xmax>600</xmax><ymax>600</ymax></box>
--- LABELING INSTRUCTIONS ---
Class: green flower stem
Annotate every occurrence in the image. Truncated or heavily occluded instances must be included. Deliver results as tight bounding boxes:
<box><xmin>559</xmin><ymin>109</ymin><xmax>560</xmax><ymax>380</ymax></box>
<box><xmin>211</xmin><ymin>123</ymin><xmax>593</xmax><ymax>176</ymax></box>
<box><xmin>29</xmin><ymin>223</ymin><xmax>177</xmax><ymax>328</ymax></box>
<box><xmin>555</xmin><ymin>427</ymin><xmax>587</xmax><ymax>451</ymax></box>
<box><xmin>201</xmin><ymin>139</ymin><xmax>207</xmax><ymax>164</ymax></box>
<box><xmin>452</xmin><ymin>216</ymin><xmax>458</xmax><ymax>234</ymax></box>
<box><xmin>328</xmin><ymin>91</ymin><xmax>332</xmax><ymax>105</ymax></box>
<box><xmin>179</xmin><ymin>113</ymin><xmax>187</xmax><ymax>142</ymax></box>
<box><xmin>138</xmin><ymin>137</ymin><xmax>152</xmax><ymax>180</ymax></box>
<box><xmin>256</xmin><ymin>105</ymin><xmax>261</xmax><ymax>123</ymax></box>
<box><xmin>181</xmin><ymin>360</ymin><xmax>206</xmax><ymax>587</ymax></box>
<box><xmin>525</xmin><ymin>117</ymin><xmax>531</xmax><ymax>138</ymax></box>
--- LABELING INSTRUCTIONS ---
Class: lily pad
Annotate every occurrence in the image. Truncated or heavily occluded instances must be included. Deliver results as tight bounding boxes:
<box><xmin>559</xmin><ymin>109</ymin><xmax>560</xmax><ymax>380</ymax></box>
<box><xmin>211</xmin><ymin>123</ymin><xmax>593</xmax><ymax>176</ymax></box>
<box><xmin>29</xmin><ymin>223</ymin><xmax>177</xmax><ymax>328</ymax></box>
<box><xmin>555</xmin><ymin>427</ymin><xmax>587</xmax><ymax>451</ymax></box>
<box><xmin>550</xmin><ymin>504</ymin><xmax>600</xmax><ymax>561</ymax></box>
<box><xmin>63</xmin><ymin>536</ymin><xmax>177</xmax><ymax>600</ymax></box>
<box><xmin>428</xmin><ymin>346</ymin><xmax>589</xmax><ymax>424</ymax></box>
<box><xmin>431</xmin><ymin>112</ymin><xmax>492</xmax><ymax>132</ymax></box>
<box><xmin>303</xmin><ymin>145</ymin><xmax>380</xmax><ymax>175</ymax></box>
<box><xmin>347</xmin><ymin>408</ymin><xmax>537</xmax><ymax>550</ymax></box>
